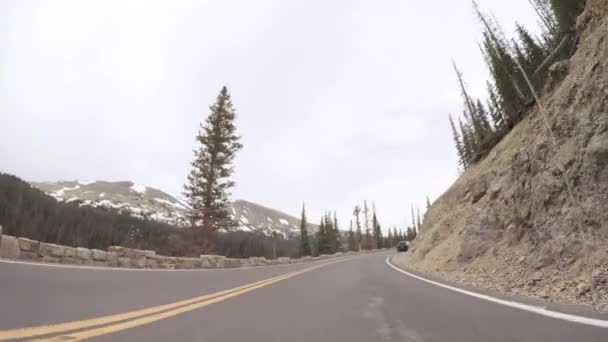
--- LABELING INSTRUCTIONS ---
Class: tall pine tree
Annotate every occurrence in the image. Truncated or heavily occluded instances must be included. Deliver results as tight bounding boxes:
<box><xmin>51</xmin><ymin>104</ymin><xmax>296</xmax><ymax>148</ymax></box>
<box><xmin>299</xmin><ymin>203</ymin><xmax>311</xmax><ymax>256</ymax></box>
<box><xmin>353</xmin><ymin>205</ymin><xmax>362</xmax><ymax>251</ymax></box>
<box><xmin>185</xmin><ymin>86</ymin><xmax>242</xmax><ymax>252</ymax></box>
<box><xmin>347</xmin><ymin>220</ymin><xmax>356</xmax><ymax>252</ymax></box>
<box><xmin>372</xmin><ymin>211</ymin><xmax>383</xmax><ymax>249</ymax></box>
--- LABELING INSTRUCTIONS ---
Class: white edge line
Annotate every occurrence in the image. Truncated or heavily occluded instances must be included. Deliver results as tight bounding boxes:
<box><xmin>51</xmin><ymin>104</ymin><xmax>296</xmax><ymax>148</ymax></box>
<box><xmin>385</xmin><ymin>256</ymin><xmax>608</xmax><ymax>328</ymax></box>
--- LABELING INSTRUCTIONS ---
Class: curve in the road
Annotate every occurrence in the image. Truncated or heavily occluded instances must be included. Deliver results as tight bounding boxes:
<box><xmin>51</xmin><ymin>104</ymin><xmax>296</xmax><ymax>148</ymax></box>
<box><xmin>0</xmin><ymin>258</ymin><xmax>348</xmax><ymax>341</ymax></box>
<box><xmin>386</xmin><ymin>256</ymin><xmax>608</xmax><ymax>329</ymax></box>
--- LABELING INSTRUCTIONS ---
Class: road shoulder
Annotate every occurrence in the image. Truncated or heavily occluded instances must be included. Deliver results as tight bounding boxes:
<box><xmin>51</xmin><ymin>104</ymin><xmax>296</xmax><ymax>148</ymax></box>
<box><xmin>388</xmin><ymin>253</ymin><xmax>608</xmax><ymax>324</ymax></box>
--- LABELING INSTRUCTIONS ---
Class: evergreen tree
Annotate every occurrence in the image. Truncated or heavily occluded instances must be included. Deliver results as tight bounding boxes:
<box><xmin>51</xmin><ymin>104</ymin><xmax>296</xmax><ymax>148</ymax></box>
<box><xmin>387</xmin><ymin>229</ymin><xmax>393</xmax><ymax>247</ymax></box>
<box><xmin>364</xmin><ymin>228</ymin><xmax>372</xmax><ymax>250</ymax></box>
<box><xmin>363</xmin><ymin>201</ymin><xmax>371</xmax><ymax>250</ymax></box>
<box><xmin>449</xmin><ymin>114</ymin><xmax>467</xmax><ymax>169</ymax></box>
<box><xmin>353</xmin><ymin>205</ymin><xmax>362</xmax><ymax>251</ymax></box>
<box><xmin>372</xmin><ymin>211</ymin><xmax>383</xmax><ymax>249</ymax></box>
<box><xmin>392</xmin><ymin>227</ymin><xmax>399</xmax><ymax>244</ymax></box>
<box><xmin>333</xmin><ymin>211</ymin><xmax>340</xmax><ymax>252</ymax></box>
<box><xmin>185</xmin><ymin>86</ymin><xmax>242</xmax><ymax>252</ymax></box>
<box><xmin>347</xmin><ymin>220</ymin><xmax>356</xmax><ymax>252</ymax></box>
<box><xmin>410</xmin><ymin>204</ymin><xmax>416</xmax><ymax>231</ymax></box>
<box><xmin>486</xmin><ymin>81</ymin><xmax>505</xmax><ymax>131</ymax></box>
<box><xmin>316</xmin><ymin>217</ymin><xmax>331</xmax><ymax>255</ymax></box>
<box><xmin>416</xmin><ymin>207</ymin><xmax>422</xmax><ymax>232</ymax></box>
<box><xmin>426</xmin><ymin>196</ymin><xmax>431</xmax><ymax>209</ymax></box>
<box><xmin>299</xmin><ymin>203</ymin><xmax>311</xmax><ymax>256</ymax></box>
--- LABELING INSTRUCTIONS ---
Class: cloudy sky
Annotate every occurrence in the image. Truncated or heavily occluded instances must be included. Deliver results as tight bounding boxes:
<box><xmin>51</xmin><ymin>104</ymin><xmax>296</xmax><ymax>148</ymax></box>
<box><xmin>0</xmin><ymin>0</ymin><xmax>541</xmax><ymax>228</ymax></box>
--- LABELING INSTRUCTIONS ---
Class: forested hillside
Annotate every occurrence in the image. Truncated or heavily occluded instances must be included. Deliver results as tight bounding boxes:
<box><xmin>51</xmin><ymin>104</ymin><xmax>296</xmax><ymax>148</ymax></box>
<box><xmin>0</xmin><ymin>173</ymin><xmax>301</xmax><ymax>258</ymax></box>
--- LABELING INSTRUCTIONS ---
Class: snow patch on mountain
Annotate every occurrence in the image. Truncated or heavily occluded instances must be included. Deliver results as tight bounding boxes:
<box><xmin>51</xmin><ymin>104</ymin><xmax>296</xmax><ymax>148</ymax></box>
<box><xmin>130</xmin><ymin>182</ymin><xmax>147</xmax><ymax>194</ymax></box>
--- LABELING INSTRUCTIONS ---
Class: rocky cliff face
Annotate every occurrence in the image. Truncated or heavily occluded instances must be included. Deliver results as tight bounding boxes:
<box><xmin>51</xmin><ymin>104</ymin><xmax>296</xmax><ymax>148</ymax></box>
<box><xmin>408</xmin><ymin>0</ymin><xmax>608</xmax><ymax>310</ymax></box>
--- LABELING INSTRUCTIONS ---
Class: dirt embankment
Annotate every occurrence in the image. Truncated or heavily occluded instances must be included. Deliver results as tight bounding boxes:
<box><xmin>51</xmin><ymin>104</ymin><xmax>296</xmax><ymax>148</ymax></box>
<box><xmin>402</xmin><ymin>0</ymin><xmax>608</xmax><ymax>311</ymax></box>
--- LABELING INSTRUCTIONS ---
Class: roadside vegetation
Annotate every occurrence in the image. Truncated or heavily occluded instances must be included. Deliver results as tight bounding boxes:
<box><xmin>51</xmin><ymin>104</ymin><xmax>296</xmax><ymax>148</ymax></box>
<box><xmin>449</xmin><ymin>0</ymin><xmax>586</xmax><ymax>169</ymax></box>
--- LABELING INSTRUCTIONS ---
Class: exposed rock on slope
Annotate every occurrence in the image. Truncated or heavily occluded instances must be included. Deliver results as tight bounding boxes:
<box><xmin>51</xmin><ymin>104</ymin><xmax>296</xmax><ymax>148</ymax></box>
<box><xmin>405</xmin><ymin>0</ymin><xmax>608</xmax><ymax>311</ymax></box>
<box><xmin>31</xmin><ymin>181</ymin><xmax>311</xmax><ymax>237</ymax></box>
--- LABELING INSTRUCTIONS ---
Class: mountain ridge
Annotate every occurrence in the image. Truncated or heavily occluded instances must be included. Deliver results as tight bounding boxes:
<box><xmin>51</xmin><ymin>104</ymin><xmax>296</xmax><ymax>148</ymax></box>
<box><xmin>30</xmin><ymin>180</ymin><xmax>314</xmax><ymax>237</ymax></box>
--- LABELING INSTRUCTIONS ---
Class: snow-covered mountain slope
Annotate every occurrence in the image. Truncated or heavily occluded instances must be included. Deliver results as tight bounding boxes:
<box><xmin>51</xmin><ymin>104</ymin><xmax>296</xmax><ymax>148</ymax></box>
<box><xmin>30</xmin><ymin>180</ymin><xmax>312</xmax><ymax>237</ymax></box>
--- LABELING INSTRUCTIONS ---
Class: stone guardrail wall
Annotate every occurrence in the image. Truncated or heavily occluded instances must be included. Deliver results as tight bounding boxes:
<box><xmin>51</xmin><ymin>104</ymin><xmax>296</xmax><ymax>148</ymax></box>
<box><xmin>0</xmin><ymin>225</ymin><xmax>389</xmax><ymax>269</ymax></box>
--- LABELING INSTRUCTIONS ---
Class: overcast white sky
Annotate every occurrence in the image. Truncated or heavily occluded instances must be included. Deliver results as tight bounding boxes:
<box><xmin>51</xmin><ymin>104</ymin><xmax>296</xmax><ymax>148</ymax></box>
<box><xmin>0</xmin><ymin>0</ymin><xmax>541</xmax><ymax>229</ymax></box>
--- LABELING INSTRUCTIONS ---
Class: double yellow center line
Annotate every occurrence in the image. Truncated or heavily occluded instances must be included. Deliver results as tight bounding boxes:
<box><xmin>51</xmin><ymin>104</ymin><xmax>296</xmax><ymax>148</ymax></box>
<box><xmin>1</xmin><ymin>258</ymin><xmax>346</xmax><ymax>341</ymax></box>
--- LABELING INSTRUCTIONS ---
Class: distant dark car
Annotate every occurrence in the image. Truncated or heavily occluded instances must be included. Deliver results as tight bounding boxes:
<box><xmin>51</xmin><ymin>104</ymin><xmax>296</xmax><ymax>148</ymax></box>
<box><xmin>396</xmin><ymin>241</ymin><xmax>408</xmax><ymax>252</ymax></box>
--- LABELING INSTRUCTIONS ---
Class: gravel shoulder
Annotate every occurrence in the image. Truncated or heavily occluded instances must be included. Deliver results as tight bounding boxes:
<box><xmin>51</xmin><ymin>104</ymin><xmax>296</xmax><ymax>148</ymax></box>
<box><xmin>391</xmin><ymin>252</ymin><xmax>608</xmax><ymax>318</ymax></box>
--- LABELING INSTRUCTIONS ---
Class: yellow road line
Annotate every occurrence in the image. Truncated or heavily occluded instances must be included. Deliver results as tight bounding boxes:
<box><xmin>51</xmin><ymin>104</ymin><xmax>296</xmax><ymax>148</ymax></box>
<box><xmin>0</xmin><ymin>258</ymin><xmax>345</xmax><ymax>341</ymax></box>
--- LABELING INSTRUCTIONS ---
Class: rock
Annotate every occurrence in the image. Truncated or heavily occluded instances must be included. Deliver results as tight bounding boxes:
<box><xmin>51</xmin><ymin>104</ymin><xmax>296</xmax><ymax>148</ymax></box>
<box><xmin>134</xmin><ymin>257</ymin><xmax>147</xmax><ymax>268</ymax></box>
<box><xmin>64</xmin><ymin>247</ymin><xmax>77</xmax><ymax>258</ymax></box>
<box><xmin>531</xmin><ymin>271</ymin><xmax>544</xmax><ymax>282</ymax></box>
<box><xmin>544</xmin><ymin>60</ymin><xmax>570</xmax><ymax>92</ymax></box>
<box><xmin>214</xmin><ymin>256</ymin><xmax>226</xmax><ymax>268</ymax></box>
<box><xmin>488</xmin><ymin>182</ymin><xmax>502</xmax><ymax>200</ymax></box>
<box><xmin>146</xmin><ymin>259</ymin><xmax>159</xmax><ymax>268</ymax></box>
<box><xmin>118</xmin><ymin>257</ymin><xmax>132</xmax><ymax>268</ymax></box>
<box><xmin>518</xmin><ymin>256</ymin><xmax>526</xmax><ymax>263</ymax></box>
<box><xmin>538</xmin><ymin>289</ymin><xmax>550</xmax><ymax>299</ymax></box>
<box><xmin>20</xmin><ymin>251</ymin><xmax>39</xmax><ymax>260</ymax></box>
<box><xmin>277</xmin><ymin>257</ymin><xmax>291</xmax><ymax>264</ymax></box>
<box><xmin>577</xmin><ymin>282</ymin><xmax>591</xmax><ymax>296</ymax></box>
<box><xmin>142</xmin><ymin>250</ymin><xmax>156</xmax><ymax>258</ymax></box>
<box><xmin>592</xmin><ymin>269</ymin><xmax>608</xmax><ymax>286</ymax></box>
<box><xmin>0</xmin><ymin>235</ymin><xmax>20</xmax><ymax>259</ymax></box>
<box><xmin>224</xmin><ymin>258</ymin><xmax>241</xmax><ymax>268</ymax></box>
<box><xmin>470</xmin><ymin>180</ymin><xmax>488</xmax><ymax>203</ymax></box>
<box><xmin>18</xmin><ymin>237</ymin><xmax>40</xmax><ymax>253</ymax></box>
<box><xmin>108</xmin><ymin>246</ymin><xmax>125</xmax><ymax>255</ymax></box>
<box><xmin>106</xmin><ymin>252</ymin><xmax>118</xmax><ymax>267</ymax></box>
<box><xmin>39</xmin><ymin>243</ymin><xmax>66</xmax><ymax>258</ymax></box>
<box><xmin>42</xmin><ymin>255</ymin><xmax>60</xmax><ymax>264</ymax></box>
<box><xmin>91</xmin><ymin>249</ymin><xmax>107</xmax><ymax>261</ymax></box>
<box><xmin>76</xmin><ymin>247</ymin><xmax>92</xmax><ymax>260</ymax></box>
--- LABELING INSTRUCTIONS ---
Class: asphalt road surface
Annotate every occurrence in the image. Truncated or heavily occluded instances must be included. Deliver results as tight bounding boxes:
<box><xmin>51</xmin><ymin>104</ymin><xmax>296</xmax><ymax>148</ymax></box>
<box><xmin>1</xmin><ymin>253</ymin><xmax>606</xmax><ymax>341</ymax></box>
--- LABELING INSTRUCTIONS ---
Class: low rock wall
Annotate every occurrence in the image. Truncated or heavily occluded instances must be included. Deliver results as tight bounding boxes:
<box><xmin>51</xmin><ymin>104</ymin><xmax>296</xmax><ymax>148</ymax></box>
<box><xmin>0</xmin><ymin>229</ymin><xmax>387</xmax><ymax>269</ymax></box>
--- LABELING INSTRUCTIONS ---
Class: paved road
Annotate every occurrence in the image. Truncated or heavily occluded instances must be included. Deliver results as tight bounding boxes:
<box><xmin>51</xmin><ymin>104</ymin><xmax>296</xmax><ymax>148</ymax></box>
<box><xmin>1</xmin><ymin>253</ymin><xmax>606</xmax><ymax>341</ymax></box>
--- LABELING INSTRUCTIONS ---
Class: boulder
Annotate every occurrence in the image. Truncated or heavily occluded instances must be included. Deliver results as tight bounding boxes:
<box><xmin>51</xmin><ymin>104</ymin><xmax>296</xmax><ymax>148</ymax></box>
<box><xmin>0</xmin><ymin>235</ymin><xmax>20</xmax><ymax>259</ymax></box>
<box><xmin>106</xmin><ymin>252</ymin><xmax>118</xmax><ymax>267</ymax></box>
<box><xmin>64</xmin><ymin>247</ymin><xmax>77</xmax><ymax>258</ymax></box>
<box><xmin>200</xmin><ymin>255</ymin><xmax>216</xmax><ymax>268</ymax></box>
<box><xmin>18</xmin><ymin>237</ymin><xmax>40</xmax><ymax>253</ymax></box>
<box><xmin>146</xmin><ymin>258</ymin><xmax>159</xmax><ymax>268</ymax></box>
<box><xmin>76</xmin><ymin>247</ymin><xmax>92</xmax><ymax>261</ymax></box>
<box><xmin>91</xmin><ymin>249</ymin><xmax>107</xmax><ymax>261</ymax></box>
<box><xmin>20</xmin><ymin>251</ymin><xmax>39</xmax><ymax>260</ymax></box>
<box><xmin>214</xmin><ymin>256</ymin><xmax>226</xmax><ymax>268</ymax></box>
<box><xmin>118</xmin><ymin>257</ymin><xmax>132</xmax><ymax>268</ymax></box>
<box><xmin>134</xmin><ymin>257</ymin><xmax>147</xmax><ymax>268</ymax></box>
<box><xmin>39</xmin><ymin>243</ymin><xmax>66</xmax><ymax>258</ymax></box>
<box><xmin>277</xmin><ymin>257</ymin><xmax>291</xmax><ymax>264</ymax></box>
<box><xmin>108</xmin><ymin>246</ymin><xmax>125</xmax><ymax>255</ymax></box>
<box><xmin>224</xmin><ymin>258</ymin><xmax>241</xmax><ymax>268</ymax></box>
